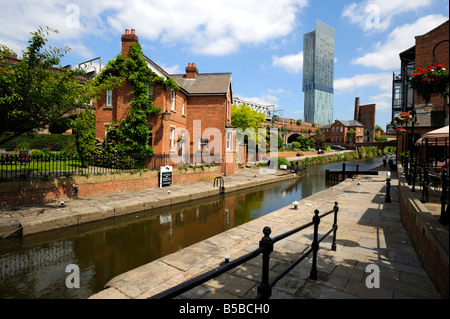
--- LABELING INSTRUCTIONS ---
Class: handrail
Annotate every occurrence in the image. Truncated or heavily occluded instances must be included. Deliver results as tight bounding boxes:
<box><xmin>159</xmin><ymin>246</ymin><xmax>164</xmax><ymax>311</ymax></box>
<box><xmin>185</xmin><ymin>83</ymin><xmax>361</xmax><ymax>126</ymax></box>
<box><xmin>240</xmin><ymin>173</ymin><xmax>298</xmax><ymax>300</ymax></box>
<box><xmin>150</xmin><ymin>201</ymin><xmax>339</xmax><ymax>299</ymax></box>
<box><xmin>213</xmin><ymin>176</ymin><xmax>225</xmax><ymax>194</ymax></box>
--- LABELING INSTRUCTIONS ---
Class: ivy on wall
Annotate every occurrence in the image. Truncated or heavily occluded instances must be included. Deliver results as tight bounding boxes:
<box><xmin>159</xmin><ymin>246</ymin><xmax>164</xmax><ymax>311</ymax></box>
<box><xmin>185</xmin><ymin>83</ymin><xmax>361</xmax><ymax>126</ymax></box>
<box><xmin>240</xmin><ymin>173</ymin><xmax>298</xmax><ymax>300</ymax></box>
<box><xmin>95</xmin><ymin>43</ymin><xmax>179</xmax><ymax>155</ymax></box>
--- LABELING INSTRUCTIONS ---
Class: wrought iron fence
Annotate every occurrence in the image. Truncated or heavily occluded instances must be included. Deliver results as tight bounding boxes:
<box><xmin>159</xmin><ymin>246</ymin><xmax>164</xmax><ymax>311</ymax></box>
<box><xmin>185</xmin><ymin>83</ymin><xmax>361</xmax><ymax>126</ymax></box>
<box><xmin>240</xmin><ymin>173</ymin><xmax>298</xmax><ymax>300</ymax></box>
<box><xmin>150</xmin><ymin>202</ymin><xmax>339</xmax><ymax>299</ymax></box>
<box><xmin>0</xmin><ymin>153</ymin><xmax>172</xmax><ymax>181</ymax></box>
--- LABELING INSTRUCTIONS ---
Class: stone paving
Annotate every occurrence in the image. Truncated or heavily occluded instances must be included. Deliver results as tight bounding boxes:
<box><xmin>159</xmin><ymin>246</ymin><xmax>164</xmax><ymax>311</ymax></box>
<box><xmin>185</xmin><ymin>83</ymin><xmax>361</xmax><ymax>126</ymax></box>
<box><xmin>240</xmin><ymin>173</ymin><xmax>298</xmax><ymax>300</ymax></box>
<box><xmin>91</xmin><ymin>168</ymin><xmax>445</xmax><ymax>299</ymax></box>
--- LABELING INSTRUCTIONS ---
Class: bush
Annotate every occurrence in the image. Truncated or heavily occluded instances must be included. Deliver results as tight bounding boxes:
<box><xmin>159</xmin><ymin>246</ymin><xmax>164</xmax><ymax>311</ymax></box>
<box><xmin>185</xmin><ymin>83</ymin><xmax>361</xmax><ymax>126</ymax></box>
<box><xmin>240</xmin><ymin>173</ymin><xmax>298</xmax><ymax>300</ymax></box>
<box><xmin>277</xmin><ymin>156</ymin><xmax>290</xmax><ymax>168</ymax></box>
<box><xmin>0</xmin><ymin>133</ymin><xmax>75</xmax><ymax>152</ymax></box>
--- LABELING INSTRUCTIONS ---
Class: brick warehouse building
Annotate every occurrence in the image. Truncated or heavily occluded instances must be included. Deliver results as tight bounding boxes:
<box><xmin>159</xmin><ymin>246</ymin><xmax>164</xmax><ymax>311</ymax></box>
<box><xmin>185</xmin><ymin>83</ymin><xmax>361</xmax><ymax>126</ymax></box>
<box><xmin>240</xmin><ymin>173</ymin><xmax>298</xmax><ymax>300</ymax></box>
<box><xmin>95</xmin><ymin>29</ymin><xmax>237</xmax><ymax>175</ymax></box>
<box><xmin>354</xmin><ymin>97</ymin><xmax>376</xmax><ymax>142</ymax></box>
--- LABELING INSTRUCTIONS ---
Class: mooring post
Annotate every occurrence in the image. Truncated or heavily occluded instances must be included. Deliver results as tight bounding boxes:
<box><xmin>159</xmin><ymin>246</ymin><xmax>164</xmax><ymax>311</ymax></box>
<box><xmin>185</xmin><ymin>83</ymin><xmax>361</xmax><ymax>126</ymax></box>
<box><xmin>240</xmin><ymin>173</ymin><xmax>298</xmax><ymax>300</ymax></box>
<box><xmin>331</xmin><ymin>202</ymin><xmax>339</xmax><ymax>251</ymax></box>
<box><xmin>257</xmin><ymin>226</ymin><xmax>273</xmax><ymax>299</ymax></box>
<box><xmin>310</xmin><ymin>209</ymin><xmax>320</xmax><ymax>280</ymax></box>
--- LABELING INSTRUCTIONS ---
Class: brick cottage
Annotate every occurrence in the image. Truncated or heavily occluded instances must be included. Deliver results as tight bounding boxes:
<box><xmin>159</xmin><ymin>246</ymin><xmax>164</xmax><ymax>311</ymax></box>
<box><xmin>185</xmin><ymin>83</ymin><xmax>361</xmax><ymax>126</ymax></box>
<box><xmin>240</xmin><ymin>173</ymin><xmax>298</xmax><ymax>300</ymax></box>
<box><xmin>96</xmin><ymin>29</ymin><xmax>237</xmax><ymax>175</ymax></box>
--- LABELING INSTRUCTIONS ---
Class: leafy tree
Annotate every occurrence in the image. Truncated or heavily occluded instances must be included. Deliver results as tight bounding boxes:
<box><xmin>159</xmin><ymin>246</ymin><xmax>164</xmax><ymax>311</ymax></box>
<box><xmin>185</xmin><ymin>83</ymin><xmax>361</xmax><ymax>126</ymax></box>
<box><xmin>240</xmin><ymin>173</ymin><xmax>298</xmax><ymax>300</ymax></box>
<box><xmin>0</xmin><ymin>27</ymin><xmax>117</xmax><ymax>145</ymax></box>
<box><xmin>72</xmin><ymin>107</ymin><xmax>96</xmax><ymax>167</ymax></box>
<box><xmin>346</xmin><ymin>129</ymin><xmax>357</xmax><ymax>143</ymax></box>
<box><xmin>231</xmin><ymin>103</ymin><xmax>266</xmax><ymax>148</ymax></box>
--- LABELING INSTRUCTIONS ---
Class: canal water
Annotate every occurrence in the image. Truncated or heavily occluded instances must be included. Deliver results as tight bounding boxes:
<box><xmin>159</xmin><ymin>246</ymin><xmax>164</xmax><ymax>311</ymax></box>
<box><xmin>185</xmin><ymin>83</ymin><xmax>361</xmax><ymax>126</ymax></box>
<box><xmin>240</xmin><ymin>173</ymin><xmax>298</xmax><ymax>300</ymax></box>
<box><xmin>0</xmin><ymin>158</ymin><xmax>382</xmax><ymax>299</ymax></box>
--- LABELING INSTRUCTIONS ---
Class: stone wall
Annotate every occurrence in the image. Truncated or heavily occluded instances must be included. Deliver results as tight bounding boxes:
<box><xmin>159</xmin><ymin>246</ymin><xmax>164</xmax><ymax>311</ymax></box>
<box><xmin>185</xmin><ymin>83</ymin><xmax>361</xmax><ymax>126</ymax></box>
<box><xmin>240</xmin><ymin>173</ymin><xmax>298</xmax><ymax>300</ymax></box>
<box><xmin>0</xmin><ymin>166</ymin><xmax>221</xmax><ymax>208</ymax></box>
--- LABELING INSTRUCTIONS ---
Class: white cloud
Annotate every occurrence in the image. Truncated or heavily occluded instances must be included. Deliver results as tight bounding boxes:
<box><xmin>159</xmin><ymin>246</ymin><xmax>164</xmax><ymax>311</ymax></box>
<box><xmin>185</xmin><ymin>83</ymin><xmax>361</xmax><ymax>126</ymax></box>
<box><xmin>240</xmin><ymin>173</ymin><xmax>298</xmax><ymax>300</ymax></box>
<box><xmin>334</xmin><ymin>72</ymin><xmax>392</xmax><ymax>93</ymax></box>
<box><xmin>342</xmin><ymin>0</ymin><xmax>433</xmax><ymax>31</ymax></box>
<box><xmin>0</xmin><ymin>0</ymin><xmax>309</xmax><ymax>57</ymax></box>
<box><xmin>351</xmin><ymin>14</ymin><xmax>448</xmax><ymax>70</ymax></box>
<box><xmin>108</xmin><ymin>0</ymin><xmax>309</xmax><ymax>56</ymax></box>
<box><xmin>272</xmin><ymin>51</ymin><xmax>303</xmax><ymax>74</ymax></box>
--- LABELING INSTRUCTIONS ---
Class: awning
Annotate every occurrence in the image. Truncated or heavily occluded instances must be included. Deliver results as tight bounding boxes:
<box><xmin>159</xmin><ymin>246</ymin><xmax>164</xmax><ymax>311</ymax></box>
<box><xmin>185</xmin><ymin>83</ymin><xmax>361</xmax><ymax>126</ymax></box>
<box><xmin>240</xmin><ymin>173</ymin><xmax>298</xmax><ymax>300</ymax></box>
<box><xmin>416</xmin><ymin>126</ymin><xmax>449</xmax><ymax>146</ymax></box>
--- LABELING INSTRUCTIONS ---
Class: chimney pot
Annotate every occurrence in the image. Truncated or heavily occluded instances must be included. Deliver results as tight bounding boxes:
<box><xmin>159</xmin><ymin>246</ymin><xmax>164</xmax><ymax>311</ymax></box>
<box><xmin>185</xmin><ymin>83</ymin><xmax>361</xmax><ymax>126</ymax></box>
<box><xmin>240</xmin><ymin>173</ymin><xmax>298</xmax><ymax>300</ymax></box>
<box><xmin>188</xmin><ymin>63</ymin><xmax>192</xmax><ymax>67</ymax></box>
<box><xmin>131</xmin><ymin>29</ymin><xmax>135</xmax><ymax>35</ymax></box>
<box><xmin>192</xmin><ymin>63</ymin><xmax>196</xmax><ymax>67</ymax></box>
<box><xmin>125</xmin><ymin>29</ymin><xmax>130</xmax><ymax>35</ymax></box>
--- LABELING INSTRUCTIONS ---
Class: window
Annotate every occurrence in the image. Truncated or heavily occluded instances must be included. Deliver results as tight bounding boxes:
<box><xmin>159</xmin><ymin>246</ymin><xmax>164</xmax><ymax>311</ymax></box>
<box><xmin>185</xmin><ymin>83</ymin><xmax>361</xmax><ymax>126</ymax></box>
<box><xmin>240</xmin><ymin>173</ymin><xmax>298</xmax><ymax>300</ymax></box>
<box><xmin>226</xmin><ymin>131</ymin><xmax>232</xmax><ymax>150</ymax></box>
<box><xmin>171</xmin><ymin>91</ymin><xmax>176</xmax><ymax>110</ymax></box>
<box><xmin>148</xmin><ymin>83</ymin><xmax>154</xmax><ymax>100</ymax></box>
<box><xmin>182</xmin><ymin>99</ymin><xmax>185</xmax><ymax>115</ymax></box>
<box><xmin>340</xmin><ymin>126</ymin><xmax>343</xmax><ymax>132</ymax></box>
<box><xmin>199</xmin><ymin>137</ymin><xmax>209</xmax><ymax>150</ymax></box>
<box><xmin>170</xmin><ymin>127</ymin><xmax>175</xmax><ymax>148</ymax></box>
<box><xmin>106</xmin><ymin>90</ymin><xmax>112</xmax><ymax>107</ymax></box>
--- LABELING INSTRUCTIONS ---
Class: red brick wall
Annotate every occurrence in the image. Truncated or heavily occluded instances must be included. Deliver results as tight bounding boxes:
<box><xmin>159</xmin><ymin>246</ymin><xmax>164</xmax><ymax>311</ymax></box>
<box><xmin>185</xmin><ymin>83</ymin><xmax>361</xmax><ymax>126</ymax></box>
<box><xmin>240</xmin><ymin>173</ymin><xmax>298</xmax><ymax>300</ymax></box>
<box><xmin>0</xmin><ymin>169</ymin><xmax>221</xmax><ymax>208</ymax></box>
<box><xmin>414</xmin><ymin>20</ymin><xmax>449</xmax><ymax>111</ymax></box>
<box><xmin>398</xmin><ymin>177</ymin><xmax>449</xmax><ymax>298</ymax></box>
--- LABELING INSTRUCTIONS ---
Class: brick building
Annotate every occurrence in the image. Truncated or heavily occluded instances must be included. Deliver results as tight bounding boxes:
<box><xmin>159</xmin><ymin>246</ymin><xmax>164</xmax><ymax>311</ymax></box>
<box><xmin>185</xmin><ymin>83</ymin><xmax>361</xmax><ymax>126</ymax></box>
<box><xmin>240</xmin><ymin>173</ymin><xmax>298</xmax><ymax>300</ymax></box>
<box><xmin>323</xmin><ymin>120</ymin><xmax>364</xmax><ymax>146</ymax></box>
<box><xmin>95</xmin><ymin>29</ymin><xmax>236</xmax><ymax>174</ymax></box>
<box><xmin>395</xmin><ymin>20</ymin><xmax>449</xmax><ymax>157</ymax></box>
<box><xmin>354</xmin><ymin>97</ymin><xmax>376</xmax><ymax>142</ymax></box>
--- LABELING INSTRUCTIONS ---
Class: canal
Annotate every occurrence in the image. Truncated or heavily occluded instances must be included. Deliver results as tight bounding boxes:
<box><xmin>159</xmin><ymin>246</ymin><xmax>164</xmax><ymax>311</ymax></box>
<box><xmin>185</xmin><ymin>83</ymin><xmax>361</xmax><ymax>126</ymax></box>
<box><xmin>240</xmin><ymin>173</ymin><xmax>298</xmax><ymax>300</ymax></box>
<box><xmin>0</xmin><ymin>158</ymin><xmax>382</xmax><ymax>299</ymax></box>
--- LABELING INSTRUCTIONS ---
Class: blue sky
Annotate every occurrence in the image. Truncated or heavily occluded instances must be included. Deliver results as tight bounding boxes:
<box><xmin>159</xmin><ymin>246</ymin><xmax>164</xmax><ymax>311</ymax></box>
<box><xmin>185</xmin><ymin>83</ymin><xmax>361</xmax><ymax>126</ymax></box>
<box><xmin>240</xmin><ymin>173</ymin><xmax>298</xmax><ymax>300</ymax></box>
<box><xmin>1</xmin><ymin>0</ymin><xmax>448</xmax><ymax>130</ymax></box>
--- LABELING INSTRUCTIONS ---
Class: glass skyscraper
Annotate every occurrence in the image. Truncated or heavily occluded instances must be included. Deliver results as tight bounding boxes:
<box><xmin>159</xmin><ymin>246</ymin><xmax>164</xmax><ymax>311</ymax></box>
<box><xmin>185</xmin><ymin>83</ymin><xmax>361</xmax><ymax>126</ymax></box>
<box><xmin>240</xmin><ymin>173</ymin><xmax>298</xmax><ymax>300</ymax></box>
<box><xmin>303</xmin><ymin>20</ymin><xmax>335</xmax><ymax>125</ymax></box>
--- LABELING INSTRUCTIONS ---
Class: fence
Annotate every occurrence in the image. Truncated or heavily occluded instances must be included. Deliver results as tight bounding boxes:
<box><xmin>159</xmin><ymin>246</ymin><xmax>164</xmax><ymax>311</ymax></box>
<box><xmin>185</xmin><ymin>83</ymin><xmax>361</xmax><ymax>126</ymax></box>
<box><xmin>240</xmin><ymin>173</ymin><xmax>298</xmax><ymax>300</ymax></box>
<box><xmin>150</xmin><ymin>202</ymin><xmax>339</xmax><ymax>299</ymax></box>
<box><xmin>0</xmin><ymin>153</ymin><xmax>171</xmax><ymax>181</ymax></box>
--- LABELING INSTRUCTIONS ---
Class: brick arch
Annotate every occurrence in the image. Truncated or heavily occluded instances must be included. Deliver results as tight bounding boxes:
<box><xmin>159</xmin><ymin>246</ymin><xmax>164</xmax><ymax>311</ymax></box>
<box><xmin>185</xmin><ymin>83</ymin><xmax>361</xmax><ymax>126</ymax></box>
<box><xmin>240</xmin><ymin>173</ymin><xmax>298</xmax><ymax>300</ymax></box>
<box><xmin>287</xmin><ymin>133</ymin><xmax>302</xmax><ymax>143</ymax></box>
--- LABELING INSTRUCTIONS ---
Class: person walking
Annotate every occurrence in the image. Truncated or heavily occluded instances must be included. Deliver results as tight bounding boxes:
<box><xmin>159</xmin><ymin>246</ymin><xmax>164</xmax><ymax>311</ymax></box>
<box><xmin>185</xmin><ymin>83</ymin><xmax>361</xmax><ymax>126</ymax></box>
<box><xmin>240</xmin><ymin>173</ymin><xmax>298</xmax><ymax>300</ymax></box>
<box><xmin>382</xmin><ymin>154</ymin><xmax>387</xmax><ymax>167</ymax></box>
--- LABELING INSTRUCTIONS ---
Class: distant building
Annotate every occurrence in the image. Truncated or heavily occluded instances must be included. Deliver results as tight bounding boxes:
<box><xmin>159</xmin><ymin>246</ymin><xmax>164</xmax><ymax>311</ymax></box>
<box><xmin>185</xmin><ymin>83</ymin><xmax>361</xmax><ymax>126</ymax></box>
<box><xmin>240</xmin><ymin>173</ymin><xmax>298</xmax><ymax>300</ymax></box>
<box><xmin>354</xmin><ymin>97</ymin><xmax>376</xmax><ymax>142</ymax></box>
<box><xmin>323</xmin><ymin>120</ymin><xmax>364</xmax><ymax>146</ymax></box>
<box><xmin>303</xmin><ymin>20</ymin><xmax>335</xmax><ymax>126</ymax></box>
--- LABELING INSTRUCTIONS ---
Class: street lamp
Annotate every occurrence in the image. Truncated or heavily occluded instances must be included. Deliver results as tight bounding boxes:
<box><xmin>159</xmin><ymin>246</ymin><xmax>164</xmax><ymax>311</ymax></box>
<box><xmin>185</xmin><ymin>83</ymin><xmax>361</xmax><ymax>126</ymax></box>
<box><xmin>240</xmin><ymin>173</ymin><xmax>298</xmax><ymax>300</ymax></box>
<box><xmin>162</xmin><ymin>108</ymin><xmax>171</xmax><ymax>121</ymax></box>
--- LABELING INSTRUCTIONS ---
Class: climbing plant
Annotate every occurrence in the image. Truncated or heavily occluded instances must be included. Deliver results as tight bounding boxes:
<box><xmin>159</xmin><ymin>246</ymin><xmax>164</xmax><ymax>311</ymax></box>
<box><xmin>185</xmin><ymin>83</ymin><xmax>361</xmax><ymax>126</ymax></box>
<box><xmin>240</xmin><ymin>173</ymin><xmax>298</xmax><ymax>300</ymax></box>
<box><xmin>94</xmin><ymin>43</ymin><xmax>179</xmax><ymax>156</ymax></box>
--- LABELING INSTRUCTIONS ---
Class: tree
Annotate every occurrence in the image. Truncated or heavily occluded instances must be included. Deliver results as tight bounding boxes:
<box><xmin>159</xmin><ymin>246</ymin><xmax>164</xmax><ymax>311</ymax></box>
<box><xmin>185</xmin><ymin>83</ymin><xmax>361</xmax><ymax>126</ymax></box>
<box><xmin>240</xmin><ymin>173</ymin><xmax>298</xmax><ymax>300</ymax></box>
<box><xmin>231</xmin><ymin>103</ymin><xmax>266</xmax><ymax>148</ymax></box>
<box><xmin>0</xmin><ymin>27</ymin><xmax>117</xmax><ymax>145</ymax></box>
<box><xmin>72</xmin><ymin>107</ymin><xmax>96</xmax><ymax>167</ymax></box>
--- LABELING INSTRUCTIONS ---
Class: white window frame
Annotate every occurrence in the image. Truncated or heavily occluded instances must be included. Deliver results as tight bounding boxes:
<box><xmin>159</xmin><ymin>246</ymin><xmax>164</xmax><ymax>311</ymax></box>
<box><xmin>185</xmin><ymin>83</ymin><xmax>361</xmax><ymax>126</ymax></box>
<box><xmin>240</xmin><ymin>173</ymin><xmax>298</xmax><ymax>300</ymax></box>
<box><xmin>182</xmin><ymin>99</ymin><xmax>185</xmax><ymax>115</ymax></box>
<box><xmin>226</xmin><ymin>131</ymin><xmax>232</xmax><ymax>150</ymax></box>
<box><xmin>170</xmin><ymin>127</ymin><xmax>175</xmax><ymax>148</ymax></box>
<box><xmin>148</xmin><ymin>83</ymin><xmax>154</xmax><ymax>100</ymax></box>
<box><xmin>106</xmin><ymin>90</ymin><xmax>112</xmax><ymax>107</ymax></box>
<box><xmin>171</xmin><ymin>91</ymin><xmax>176</xmax><ymax>110</ymax></box>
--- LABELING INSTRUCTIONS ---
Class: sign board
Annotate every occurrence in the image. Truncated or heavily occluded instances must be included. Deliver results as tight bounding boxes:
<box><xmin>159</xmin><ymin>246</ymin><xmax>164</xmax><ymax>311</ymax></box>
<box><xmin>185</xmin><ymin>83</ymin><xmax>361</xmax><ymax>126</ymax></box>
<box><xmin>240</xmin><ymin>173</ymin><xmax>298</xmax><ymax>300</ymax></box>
<box><xmin>160</xmin><ymin>166</ymin><xmax>173</xmax><ymax>187</ymax></box>
<box><xmin>386</xmin><ymin>124</ymin><xmax>396</xmax><ymax>135</ymax></box>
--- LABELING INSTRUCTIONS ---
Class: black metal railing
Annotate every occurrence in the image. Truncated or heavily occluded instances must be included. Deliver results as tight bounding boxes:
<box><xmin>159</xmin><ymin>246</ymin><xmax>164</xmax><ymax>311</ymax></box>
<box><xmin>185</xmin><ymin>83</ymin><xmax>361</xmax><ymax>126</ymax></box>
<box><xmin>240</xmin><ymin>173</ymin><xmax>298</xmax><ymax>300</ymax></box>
<box><xmin>150</xmin><ymin>202</ymin><xmax>339</xmax><ymax>299</ymax></box>
<box><xmin>0</xmin><ymin>153</ymin><xmax>172</xmax><ymax>181</ymax></box>
<box><xmin>405</xmin><ymin>157</ymin><xmax>449</xmax><ymax>225</ymax></box>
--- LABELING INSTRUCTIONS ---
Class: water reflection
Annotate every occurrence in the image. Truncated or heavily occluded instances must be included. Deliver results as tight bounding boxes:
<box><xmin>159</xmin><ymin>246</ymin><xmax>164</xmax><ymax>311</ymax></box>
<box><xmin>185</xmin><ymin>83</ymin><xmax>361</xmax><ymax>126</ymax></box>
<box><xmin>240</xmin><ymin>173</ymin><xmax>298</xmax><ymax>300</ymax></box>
<box><xmin>0</xmin><ymin>158</ymin><xmax>381</xmax><ymax>299</ymax></box>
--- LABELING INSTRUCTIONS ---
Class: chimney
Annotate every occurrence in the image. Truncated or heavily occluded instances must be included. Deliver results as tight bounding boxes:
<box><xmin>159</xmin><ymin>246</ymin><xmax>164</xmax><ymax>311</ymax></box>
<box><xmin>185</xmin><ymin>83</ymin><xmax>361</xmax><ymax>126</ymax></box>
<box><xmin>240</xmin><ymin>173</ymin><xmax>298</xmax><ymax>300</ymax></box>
<box><xmin>121</xmin><ymin>28</ymin><xmax>139</xmax><ymax>58</ymax></box>
<box><xmin>354</xmin><ymin>97</ymin><xmax>360</xmax><ymax>121</ymax></box>
<box><xmin>185</xmin><ymin>62</ymin><xmax>198</xmax><ymax>79</ymax></box>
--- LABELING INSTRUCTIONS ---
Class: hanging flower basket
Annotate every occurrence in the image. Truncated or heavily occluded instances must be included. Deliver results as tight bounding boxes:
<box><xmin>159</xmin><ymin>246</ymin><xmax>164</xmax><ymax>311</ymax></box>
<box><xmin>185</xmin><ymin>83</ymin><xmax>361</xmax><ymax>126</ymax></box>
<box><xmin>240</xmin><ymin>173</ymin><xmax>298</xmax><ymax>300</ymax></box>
<box><xmin>394</xmin><ymin>112</ymin><xmax>413</xmax><ymax>125</ymax></box>
<box><xmin>409</xmin><ymin>64</ymin><xmax>449</xmax><ymax>104</ymax></box>
<box><xmin>396</xmin><ymin>127</ymin><xmax>407</xmax><ymax>136</ymax></box>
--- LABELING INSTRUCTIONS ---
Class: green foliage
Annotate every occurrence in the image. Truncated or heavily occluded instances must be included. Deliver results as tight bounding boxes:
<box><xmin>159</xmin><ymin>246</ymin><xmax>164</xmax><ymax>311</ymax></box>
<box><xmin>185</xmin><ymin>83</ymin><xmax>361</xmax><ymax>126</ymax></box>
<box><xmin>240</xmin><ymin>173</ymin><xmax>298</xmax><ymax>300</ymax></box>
<box><xmin>375</xmin><ymin>134</ymin><xmax>388</xmax><ymax>142</ymax></box>
<box><xmin>277</xmin><ymin>156</ymin><xmax>290</xmax><ymax>168</ymax></box>
<box><xmin>72</xmin><ymin>107</ymin><xmax>96</xmax><ymax>167</ymax></box>
<box><xmin>95</xmin><ymin>43</ymin><xmax>179</xmax><ymax>156</ymax></box>
<box><xmin>0</xmin><ymin>133</ymin><xmax>75</xmax><ymax>152</ymax></box>
<box><xmin>231</xmin><ymin>103</ymin><xmax>266</xmax><ymax>149</ymax></box>
<box><xmin>0</xmin><ymin>27</ymin><xmax>118</xmax><ymax>145</ymax></box>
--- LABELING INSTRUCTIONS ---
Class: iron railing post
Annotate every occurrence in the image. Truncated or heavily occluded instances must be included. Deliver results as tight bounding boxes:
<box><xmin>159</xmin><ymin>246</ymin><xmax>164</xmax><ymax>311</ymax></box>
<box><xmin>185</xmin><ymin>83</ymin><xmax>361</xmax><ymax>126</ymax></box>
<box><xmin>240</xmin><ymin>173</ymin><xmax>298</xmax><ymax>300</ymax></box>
<box><xmin>421</xmin><ymin>168</ymin><xmax>429</xmax><ymax>203</ymax></box>
<box><xmin>411</xmin><ymin>159</ymin><xmax>416</xmax><ymax>192</ymax></box>
<box><xmin>440</xmin><ymin>169</ymin><xmax>449</xmax><ymax>225</ymax></box>
<box><xmin>257</xmin><ymin>226</ymin><xmax>273</xmax><ymax>299</ymax></box>
<box><xmin>331</xmin><ymin>202</ymin><xmax>339</xmax><ymax>251</ymax></box>
<box><xmin>310</xmin><ymin>209</ymin><xmax>320</xmax><ymax>280</ymax></box>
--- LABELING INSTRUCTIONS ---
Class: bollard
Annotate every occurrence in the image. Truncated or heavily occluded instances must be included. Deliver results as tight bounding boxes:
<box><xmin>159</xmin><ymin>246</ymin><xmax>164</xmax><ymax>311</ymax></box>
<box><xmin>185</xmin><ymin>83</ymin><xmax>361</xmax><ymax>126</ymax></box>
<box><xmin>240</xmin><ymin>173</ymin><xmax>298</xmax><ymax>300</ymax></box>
<box><xmin>309</xmin><ymin>209</ymin><xmax>320</xmax><ymax>280</ymax></box>
<box><xmin>257</xmin><ymin>227</ymin><xmax>273</xmax><ymax>299</ymax></box>
<box><xmin>331</xmin><ymin>202</ymin><xmax>339</xmax><ymax>251</ymax></box>
<box><xmin>385</xmin><ymin>172</ymin><xmax>391</xmax><ymax>203</ymax></box>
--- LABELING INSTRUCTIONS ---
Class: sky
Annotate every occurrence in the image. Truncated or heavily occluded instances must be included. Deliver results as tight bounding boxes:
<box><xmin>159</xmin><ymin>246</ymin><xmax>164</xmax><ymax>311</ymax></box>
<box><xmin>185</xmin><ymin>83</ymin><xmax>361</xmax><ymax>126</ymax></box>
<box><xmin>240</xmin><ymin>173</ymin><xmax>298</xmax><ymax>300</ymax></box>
<box><xmin>1</xmin><ymin>0</ymin><xmax>449</xmax><ymax>130</ymax></box>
